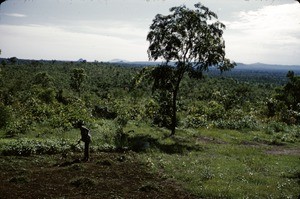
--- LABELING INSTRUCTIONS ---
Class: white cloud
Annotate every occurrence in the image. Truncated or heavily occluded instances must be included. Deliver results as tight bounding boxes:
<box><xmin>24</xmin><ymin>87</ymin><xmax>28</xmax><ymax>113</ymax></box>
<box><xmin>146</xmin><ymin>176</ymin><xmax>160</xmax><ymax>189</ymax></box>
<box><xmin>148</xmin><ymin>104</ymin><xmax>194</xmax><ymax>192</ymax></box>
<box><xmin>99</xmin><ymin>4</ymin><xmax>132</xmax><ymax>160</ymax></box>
<box><xmin>61</xmin><ymin>20</ymin><xmax>148</xmax><ymax>43</ymax></box>
<box><xmin>1</xmin><ymin>1</ymin><xmax>299</xmax><ymax>64</ymax></box>
<box><xmin>4</xmin><ymin>13</ymin><xmax>27</xmax><ymax>18</ymax></box>
<box><xmin>0</xmin><ymin>24</ymin><xmax>148</xmax><ymax>61</ymax></box>
<box><xmin>224</xmin><ymin>2</ymin><xmax>300</xmax><ymax>65</ymax></box>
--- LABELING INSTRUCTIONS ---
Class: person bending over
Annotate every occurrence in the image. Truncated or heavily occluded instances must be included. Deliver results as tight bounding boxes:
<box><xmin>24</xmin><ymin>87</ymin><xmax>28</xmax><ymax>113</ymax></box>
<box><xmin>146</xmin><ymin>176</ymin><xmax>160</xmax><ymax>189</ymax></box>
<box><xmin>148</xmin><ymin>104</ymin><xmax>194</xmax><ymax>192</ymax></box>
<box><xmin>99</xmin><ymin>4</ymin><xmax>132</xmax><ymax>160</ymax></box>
<box><xmin>77</xmin><ymin>121</ymin><xmax>91</xmax><ymax>161</ymax></box>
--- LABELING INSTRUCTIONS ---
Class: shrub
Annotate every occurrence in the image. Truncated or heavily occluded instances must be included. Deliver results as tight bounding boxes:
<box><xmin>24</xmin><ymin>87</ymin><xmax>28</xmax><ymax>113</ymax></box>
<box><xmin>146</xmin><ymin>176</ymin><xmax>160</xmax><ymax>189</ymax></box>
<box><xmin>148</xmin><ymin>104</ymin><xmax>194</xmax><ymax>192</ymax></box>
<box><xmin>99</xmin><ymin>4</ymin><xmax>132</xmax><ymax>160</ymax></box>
<box><xmin>206</xmin><ymin>101</ymin><xmax>225</xmax><ymax>120</ymax></box>
<box><xmin>32</xmin><ymin>72</ymin><xmax>54</xmax><ymax>88</ymax></box>
<box><xmin>0</xmin><ymin>104</ymin><xmax>11</xmax><ymax>128</ymax></box>
<box><xmin>114</xmin><ymin>127</ymin><xmax>129</xmax><ymax>150</ymax></box>
<box><xmin>38</xmin><ymin>88</ymin><xmax>56</xmax><ymax>104</ymax></box>
<box><xmin>5</xmin><ymin>119</ymin><xmax>31</xmax><ymax>137</ymax></box>
<box><xmin>115</xmin><ymin>115</ymin><xmax>129</xmax><ymax>127</ymax></box>
<box><xmin>1</xmin><ymin>139</ymin><xmax>74</xmax><ymax>156</ymax></box>
<box><xmin>183</xmin><ymin>114</ymin><xmax>208</xmax><ymax>128</ymax></box>
<box><xmin>280</xmin><ymin>109</ymin><xmax>300</xmax><ymax>125</ymax></box>
<box><xmin>213</xmin><ymin>116</ymin><xmax>259</xmax><ymax>131</ymax></box>
<box><xmin>92</xmin><ymin>105</ymin><xmax>117</xmax><ymax>119</ymax></box>
<box><xmin>264</xmin><ymin>122</ymin><xmax>300</xmax><ymax>143</ymax></box>
<box><xmin>265</xmin><ymin>121</ymin><xmax>288</xmax><ymax>134</ymax></box>
<box><xmin>144</xmin><ymin>99</ymin><xmax>159</xmax><ymax>120</ymax></box>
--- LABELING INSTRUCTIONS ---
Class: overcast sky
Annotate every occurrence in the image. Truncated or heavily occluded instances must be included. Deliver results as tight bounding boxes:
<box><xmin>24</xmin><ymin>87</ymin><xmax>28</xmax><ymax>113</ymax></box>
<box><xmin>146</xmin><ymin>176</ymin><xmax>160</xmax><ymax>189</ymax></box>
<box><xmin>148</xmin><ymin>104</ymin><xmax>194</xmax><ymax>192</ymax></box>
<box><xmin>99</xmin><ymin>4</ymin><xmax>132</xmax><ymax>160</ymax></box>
<box><xmin>0</xmin><ymin>0</ymin><xmax>299</xmax><ymax>65</ymax></box>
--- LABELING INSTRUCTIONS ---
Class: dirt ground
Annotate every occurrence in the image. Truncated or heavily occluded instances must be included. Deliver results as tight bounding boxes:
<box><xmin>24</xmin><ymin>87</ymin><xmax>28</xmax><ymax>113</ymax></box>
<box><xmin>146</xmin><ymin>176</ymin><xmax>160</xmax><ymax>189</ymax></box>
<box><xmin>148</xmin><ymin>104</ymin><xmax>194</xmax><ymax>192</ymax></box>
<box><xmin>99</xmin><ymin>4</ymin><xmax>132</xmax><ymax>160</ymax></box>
<box><xmin>0</xmin><ymin>152</ymin><xmax>199</xmax><ymax>199</ymax></box>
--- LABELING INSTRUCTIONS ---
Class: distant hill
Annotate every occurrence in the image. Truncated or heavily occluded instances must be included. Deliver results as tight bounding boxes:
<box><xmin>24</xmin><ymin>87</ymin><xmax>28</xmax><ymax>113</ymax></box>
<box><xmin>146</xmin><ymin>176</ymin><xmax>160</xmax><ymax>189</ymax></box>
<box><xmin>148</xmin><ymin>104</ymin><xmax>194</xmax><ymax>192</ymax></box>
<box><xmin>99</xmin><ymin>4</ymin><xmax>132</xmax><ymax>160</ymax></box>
<box><xmin>235</xmin><ymin>63</ymin><xmax>300</xmax><ymax>71</ymax></box>
<box><xmin>110</xmin><ymin>60</ymin><xmax>300</xmax><ymax>72</ymax></box>
<box><xmin>1</xmin><ymin>57</ymin><xmax>299</xmax><ymax>72</ymax></box>
<box><xmin>108</xmin><ymin>59</ymin><xmax>129</xmax><ymax>63</ymax></box>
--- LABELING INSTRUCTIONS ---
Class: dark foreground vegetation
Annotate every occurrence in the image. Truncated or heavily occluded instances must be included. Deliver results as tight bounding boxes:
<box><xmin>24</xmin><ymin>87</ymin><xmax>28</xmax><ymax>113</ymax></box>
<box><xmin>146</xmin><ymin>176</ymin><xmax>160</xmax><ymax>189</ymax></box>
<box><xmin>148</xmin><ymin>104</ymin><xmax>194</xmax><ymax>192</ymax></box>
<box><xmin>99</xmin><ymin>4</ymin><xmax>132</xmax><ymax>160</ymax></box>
<box><xmin>0</xmin><ymin>59</ymin><xmax>300</xmax><ymax>198</ymax></box>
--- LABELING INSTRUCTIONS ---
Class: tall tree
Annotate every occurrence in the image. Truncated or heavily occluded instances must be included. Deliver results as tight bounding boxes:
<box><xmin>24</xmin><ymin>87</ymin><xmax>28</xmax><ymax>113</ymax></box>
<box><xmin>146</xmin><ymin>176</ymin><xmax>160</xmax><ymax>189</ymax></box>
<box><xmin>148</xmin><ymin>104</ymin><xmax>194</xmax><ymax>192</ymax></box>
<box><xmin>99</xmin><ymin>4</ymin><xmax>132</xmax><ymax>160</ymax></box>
<box><xmin>279</xmin><ymin>71</ymin><xmax>300</xmax><ymax>111</ymax></box>
<box><xmin>8</xmin><ymin>57</ymin><xmax>18</xmax><ymax>65</ymax></box>
<box><xmin>146</xmin><ymin>3</ymin><xmax>235</xmax><ymax>136</ymax></box>
<box><xmin>70</xmin><ymin>68</ymin><xmax>87</xmax><ymax>97</ymax></box>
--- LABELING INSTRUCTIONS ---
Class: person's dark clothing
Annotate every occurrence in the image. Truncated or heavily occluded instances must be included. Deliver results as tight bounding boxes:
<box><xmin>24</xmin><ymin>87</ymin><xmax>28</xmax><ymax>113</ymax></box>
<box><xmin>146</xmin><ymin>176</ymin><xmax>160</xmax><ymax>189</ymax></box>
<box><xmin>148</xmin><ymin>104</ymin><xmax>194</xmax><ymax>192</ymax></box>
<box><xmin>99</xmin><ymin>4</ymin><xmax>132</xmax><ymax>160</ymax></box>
<box><xmin>84</xmin><ymin>142</ymin><xmax>89</xmax><ymax>161</ymax></box>
<box><xmin>79</xmin><ymin>126</ymin><xmax>91</xmax><ymax>161</ymax></box>
<box><xmin>80</xmin><ymin>126</ymin><xmax>91</xmax><ymax>143</ymax></box>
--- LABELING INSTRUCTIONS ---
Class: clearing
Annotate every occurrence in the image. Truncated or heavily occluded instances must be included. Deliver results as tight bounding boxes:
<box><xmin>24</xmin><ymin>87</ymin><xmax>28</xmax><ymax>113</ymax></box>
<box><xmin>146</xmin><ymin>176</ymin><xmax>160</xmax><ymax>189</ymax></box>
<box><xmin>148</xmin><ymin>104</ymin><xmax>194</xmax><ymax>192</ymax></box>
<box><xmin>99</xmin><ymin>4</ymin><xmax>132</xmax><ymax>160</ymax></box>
<box><xmin>0</xmin><ymin>152</ymin><xmax>198</xmax><ymax>199</ymax></box>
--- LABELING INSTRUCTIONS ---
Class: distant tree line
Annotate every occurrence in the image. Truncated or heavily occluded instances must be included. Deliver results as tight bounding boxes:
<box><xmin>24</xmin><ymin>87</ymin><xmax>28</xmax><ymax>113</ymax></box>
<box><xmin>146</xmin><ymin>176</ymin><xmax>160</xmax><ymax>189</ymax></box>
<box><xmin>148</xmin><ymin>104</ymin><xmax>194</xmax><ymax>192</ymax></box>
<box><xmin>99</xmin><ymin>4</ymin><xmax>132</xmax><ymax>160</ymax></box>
<box><xmin>0</xmin><ymin>57</ymin><xmax>299</xmax><ymax>138</ymax></box>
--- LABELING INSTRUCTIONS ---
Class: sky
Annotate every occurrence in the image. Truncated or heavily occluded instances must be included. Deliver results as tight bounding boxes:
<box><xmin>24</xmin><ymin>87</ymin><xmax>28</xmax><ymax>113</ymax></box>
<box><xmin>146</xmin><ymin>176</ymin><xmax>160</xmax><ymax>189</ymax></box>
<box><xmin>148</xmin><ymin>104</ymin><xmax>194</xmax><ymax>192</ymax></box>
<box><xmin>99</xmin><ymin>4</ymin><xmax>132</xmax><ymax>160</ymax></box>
<box><xmin>0</xmin><ymin>0</ymin><xmax>299</xmax><ymax>65</ymax></box>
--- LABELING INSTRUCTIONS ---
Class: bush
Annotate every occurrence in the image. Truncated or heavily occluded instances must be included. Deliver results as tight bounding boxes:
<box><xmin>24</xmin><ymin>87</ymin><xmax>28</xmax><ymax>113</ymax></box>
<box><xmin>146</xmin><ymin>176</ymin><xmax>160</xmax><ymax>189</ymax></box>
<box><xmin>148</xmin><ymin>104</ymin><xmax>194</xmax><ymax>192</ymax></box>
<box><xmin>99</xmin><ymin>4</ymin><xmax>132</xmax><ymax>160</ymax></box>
<box><xmin>38</xmin><ymin>88</ymin><xmax>56</xmax><ymax>104</ymax></box>
<box><xmin>183</xmin><ymin>114</ymin><xmax>208</xmax><ymax>128</ymax></box>
<box><xmin>206</xmin><ymin>101</ymin><xmax>225</xmax><ymax>120</ymax></box>
<box><xmin>114</xmin><ymin>127</ymin><xmax>129</xmax><ymax>150</ymax></box>
<box><xmin>280</xmin><ymin>109</ymin><xmax>300</xmax><ymax>125</ymax></box>
<box><xmin>265</xmin><ymin>121</ymin><xmax>288</xmax><ymax>134</ymax></box>
<box><xmin>5</xmin><ymin>119</ymin><xmax>31</xmax><ymax>137</ymax></box>
<box><xmin>0</xmin><ymin>104</ymin><xmax>11</xmax><ymax>128</ymax></box>
<box><xmin>1</xmin><ymin>139</ymin><xmax>74</xmax><ymax>156</ymax></box>
<box><xmin>92</xmin><ymin>105</ymin><xmax>117</xmax><ymax>119</ymax></box>
<box><xmin>264</xmin><ymin>122</ymin><xmax>300</xmax><ymax>143</ymax></box>
<box><xmin>32</xmin><ymin>72</ymin><xmax>54</xmax><ymax>88</ymax></box>
<box><xmin>213</xmin><ymin>116</ymin><xmax>259</xmax><ymax>131</ymax></box>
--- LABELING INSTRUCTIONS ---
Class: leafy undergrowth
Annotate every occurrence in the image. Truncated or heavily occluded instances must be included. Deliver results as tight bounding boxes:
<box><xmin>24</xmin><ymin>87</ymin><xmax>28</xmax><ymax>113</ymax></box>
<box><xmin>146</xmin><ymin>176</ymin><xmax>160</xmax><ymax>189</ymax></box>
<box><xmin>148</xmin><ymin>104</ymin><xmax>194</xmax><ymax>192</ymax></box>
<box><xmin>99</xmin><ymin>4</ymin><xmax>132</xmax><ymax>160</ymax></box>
<box><xmin>0</xmin><ymin>152</ymin><xmax>198</xmax><ymax>199</ymax></box>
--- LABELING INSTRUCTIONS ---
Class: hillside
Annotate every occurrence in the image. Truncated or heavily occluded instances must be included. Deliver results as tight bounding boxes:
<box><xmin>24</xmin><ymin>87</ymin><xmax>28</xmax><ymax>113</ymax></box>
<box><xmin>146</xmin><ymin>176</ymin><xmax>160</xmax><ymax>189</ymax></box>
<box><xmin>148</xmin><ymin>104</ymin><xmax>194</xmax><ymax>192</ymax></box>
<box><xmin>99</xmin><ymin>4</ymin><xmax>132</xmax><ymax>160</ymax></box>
<box><xmin>0</xmin><ymin>60</ymin><xmax>299</xmax><ymax>198</ymax></box>
<box><xmin>109</xmin><ymin>60</ymin><xmax>300</xmax><ymax>72</ymax></box>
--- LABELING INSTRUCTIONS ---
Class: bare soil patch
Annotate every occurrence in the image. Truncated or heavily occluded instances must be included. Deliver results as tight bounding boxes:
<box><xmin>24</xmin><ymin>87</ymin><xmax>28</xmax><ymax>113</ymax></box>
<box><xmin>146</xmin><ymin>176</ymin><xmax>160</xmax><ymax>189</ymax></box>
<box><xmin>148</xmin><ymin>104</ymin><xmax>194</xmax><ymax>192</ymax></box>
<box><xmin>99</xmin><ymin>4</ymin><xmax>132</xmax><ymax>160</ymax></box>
<box><xmin>0</xmin><ymin>152</ymin><xmax>199</xmax><ymax>199</ymax></box>
<box><xmin>265</xmin><ymin>147</ymin><xmax>300</xmax><ymax>156</ymax></box>
<box><xmin>196</xmin><ymin>136</ymin><xmax>227</xmax><ymax>144</ymax></box>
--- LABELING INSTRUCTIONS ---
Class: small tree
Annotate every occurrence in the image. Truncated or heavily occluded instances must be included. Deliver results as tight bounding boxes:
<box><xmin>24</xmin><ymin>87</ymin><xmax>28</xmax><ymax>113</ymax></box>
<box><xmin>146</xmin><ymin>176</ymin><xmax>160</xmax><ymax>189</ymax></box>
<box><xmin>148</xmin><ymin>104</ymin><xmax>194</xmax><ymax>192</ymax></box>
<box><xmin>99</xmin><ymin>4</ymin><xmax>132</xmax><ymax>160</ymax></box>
<box><xmin>70</xmin><ymin>68</ymin><xmax>87</xmax><ymax>97</ymax></box>
<box><xmin>284</xmin><ymin>71</ymin><xmax>300</xmax><ymax>110</ymax></box>
<box><xmin>0</xmin><ymin>104</ymin><xmax>11</xmax><ymax>128</ymax></box>
<box><xmin>8</xmin><ymin>57</ymin><xmax>18</xmax><ymax>65</ymax></box>
<box><xmin>32</xmin><ymin>72</ymin><xmax>54</xmax><ymax>88</ymax></box>
<box><xmin>146</xmin><ymin>3</ymin><xmax>235</xmax><ymax>136</ymax></box>
<box><xmin>275</xmin><ymin>71</ymin><xmax>300</xmax><ymax>111</ymax></box>
<box><xmin>266</xmin><ymin>71</ymin><xmax>300</xmax><ymax>124</ymax></box>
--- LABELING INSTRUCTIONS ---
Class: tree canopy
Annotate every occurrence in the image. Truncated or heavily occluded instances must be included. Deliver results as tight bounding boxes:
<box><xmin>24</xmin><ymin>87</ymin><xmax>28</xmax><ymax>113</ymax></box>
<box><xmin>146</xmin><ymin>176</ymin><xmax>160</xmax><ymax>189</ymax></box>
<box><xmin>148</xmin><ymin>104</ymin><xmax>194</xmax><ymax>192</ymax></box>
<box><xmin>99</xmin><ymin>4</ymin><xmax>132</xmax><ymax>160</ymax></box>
<box><xmin>146</xmin><ymin>3</ymin><xmax>235</xmax><ymax>135</ymax></box>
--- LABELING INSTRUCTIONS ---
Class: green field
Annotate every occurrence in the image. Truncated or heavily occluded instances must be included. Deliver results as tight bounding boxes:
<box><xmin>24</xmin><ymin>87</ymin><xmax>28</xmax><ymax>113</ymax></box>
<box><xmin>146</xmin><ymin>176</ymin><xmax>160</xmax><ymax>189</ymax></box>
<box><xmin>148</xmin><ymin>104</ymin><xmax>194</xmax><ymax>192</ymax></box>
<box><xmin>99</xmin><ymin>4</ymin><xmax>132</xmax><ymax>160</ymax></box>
<box><xmin>0</xmin><ymin>60</ymin><xmax>300</xmax><ymax>198</ymax></box>
<box><xmin>1</xmin><ymin>120</ymin><xmax>299</xmax><ymax>198</ymax></box>
<box><xmin>135</xmin><ymin>127</ymin><xmax>300</xmax><ymax>198</ymax></box>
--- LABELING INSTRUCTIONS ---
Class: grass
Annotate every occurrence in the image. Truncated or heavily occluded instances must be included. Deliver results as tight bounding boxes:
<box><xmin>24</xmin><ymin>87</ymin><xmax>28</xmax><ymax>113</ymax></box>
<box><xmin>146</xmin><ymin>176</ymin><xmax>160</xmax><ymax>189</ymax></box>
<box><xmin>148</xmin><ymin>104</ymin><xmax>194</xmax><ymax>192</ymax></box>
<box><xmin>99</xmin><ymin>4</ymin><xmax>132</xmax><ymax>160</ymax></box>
<box><xmin>0</xmin><ymin>119</ymin><xmax>119</xmax><ymax>156</ymax></box>
<box><xmin>133</xmin><ymin>126</ymin><xmax>300</xmax><ymax>198</ymax></box>
<box><xmin>0</xmin><ymin>120</ymin><xmax>299</xmax><ymax>198</ymax></box>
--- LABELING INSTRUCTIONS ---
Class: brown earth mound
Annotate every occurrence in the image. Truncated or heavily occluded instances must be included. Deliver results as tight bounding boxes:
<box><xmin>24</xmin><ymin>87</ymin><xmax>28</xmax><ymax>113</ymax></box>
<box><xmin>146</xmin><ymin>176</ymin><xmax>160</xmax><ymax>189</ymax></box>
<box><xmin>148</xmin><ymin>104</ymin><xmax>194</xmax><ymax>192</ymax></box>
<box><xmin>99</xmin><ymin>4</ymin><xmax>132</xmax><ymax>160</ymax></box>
<box><xmin>0</xmin><ymin>152</ymin><xmax>199</xmax><ymax>199</ymax></box>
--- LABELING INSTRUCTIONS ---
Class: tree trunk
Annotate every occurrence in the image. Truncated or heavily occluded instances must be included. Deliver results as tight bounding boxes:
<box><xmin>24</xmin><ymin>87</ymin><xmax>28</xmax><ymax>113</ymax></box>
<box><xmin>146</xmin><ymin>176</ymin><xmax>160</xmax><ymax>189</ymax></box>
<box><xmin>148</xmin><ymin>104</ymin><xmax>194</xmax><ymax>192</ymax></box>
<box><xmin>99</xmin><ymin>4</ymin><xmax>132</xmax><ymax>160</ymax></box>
<box><xmin>170</xmin><ymin>89</ymin><xmax>177</xmax><ymax>136</ymax></box>
<box><xmin>169</xmin><ymin>65</ymin><xmax>186</xmax><ymax>136</ymax></box>
<box><xmin>170</xmin><ymin>75</ymin><xmax>183</xmax><ymax>136</ymax></box>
